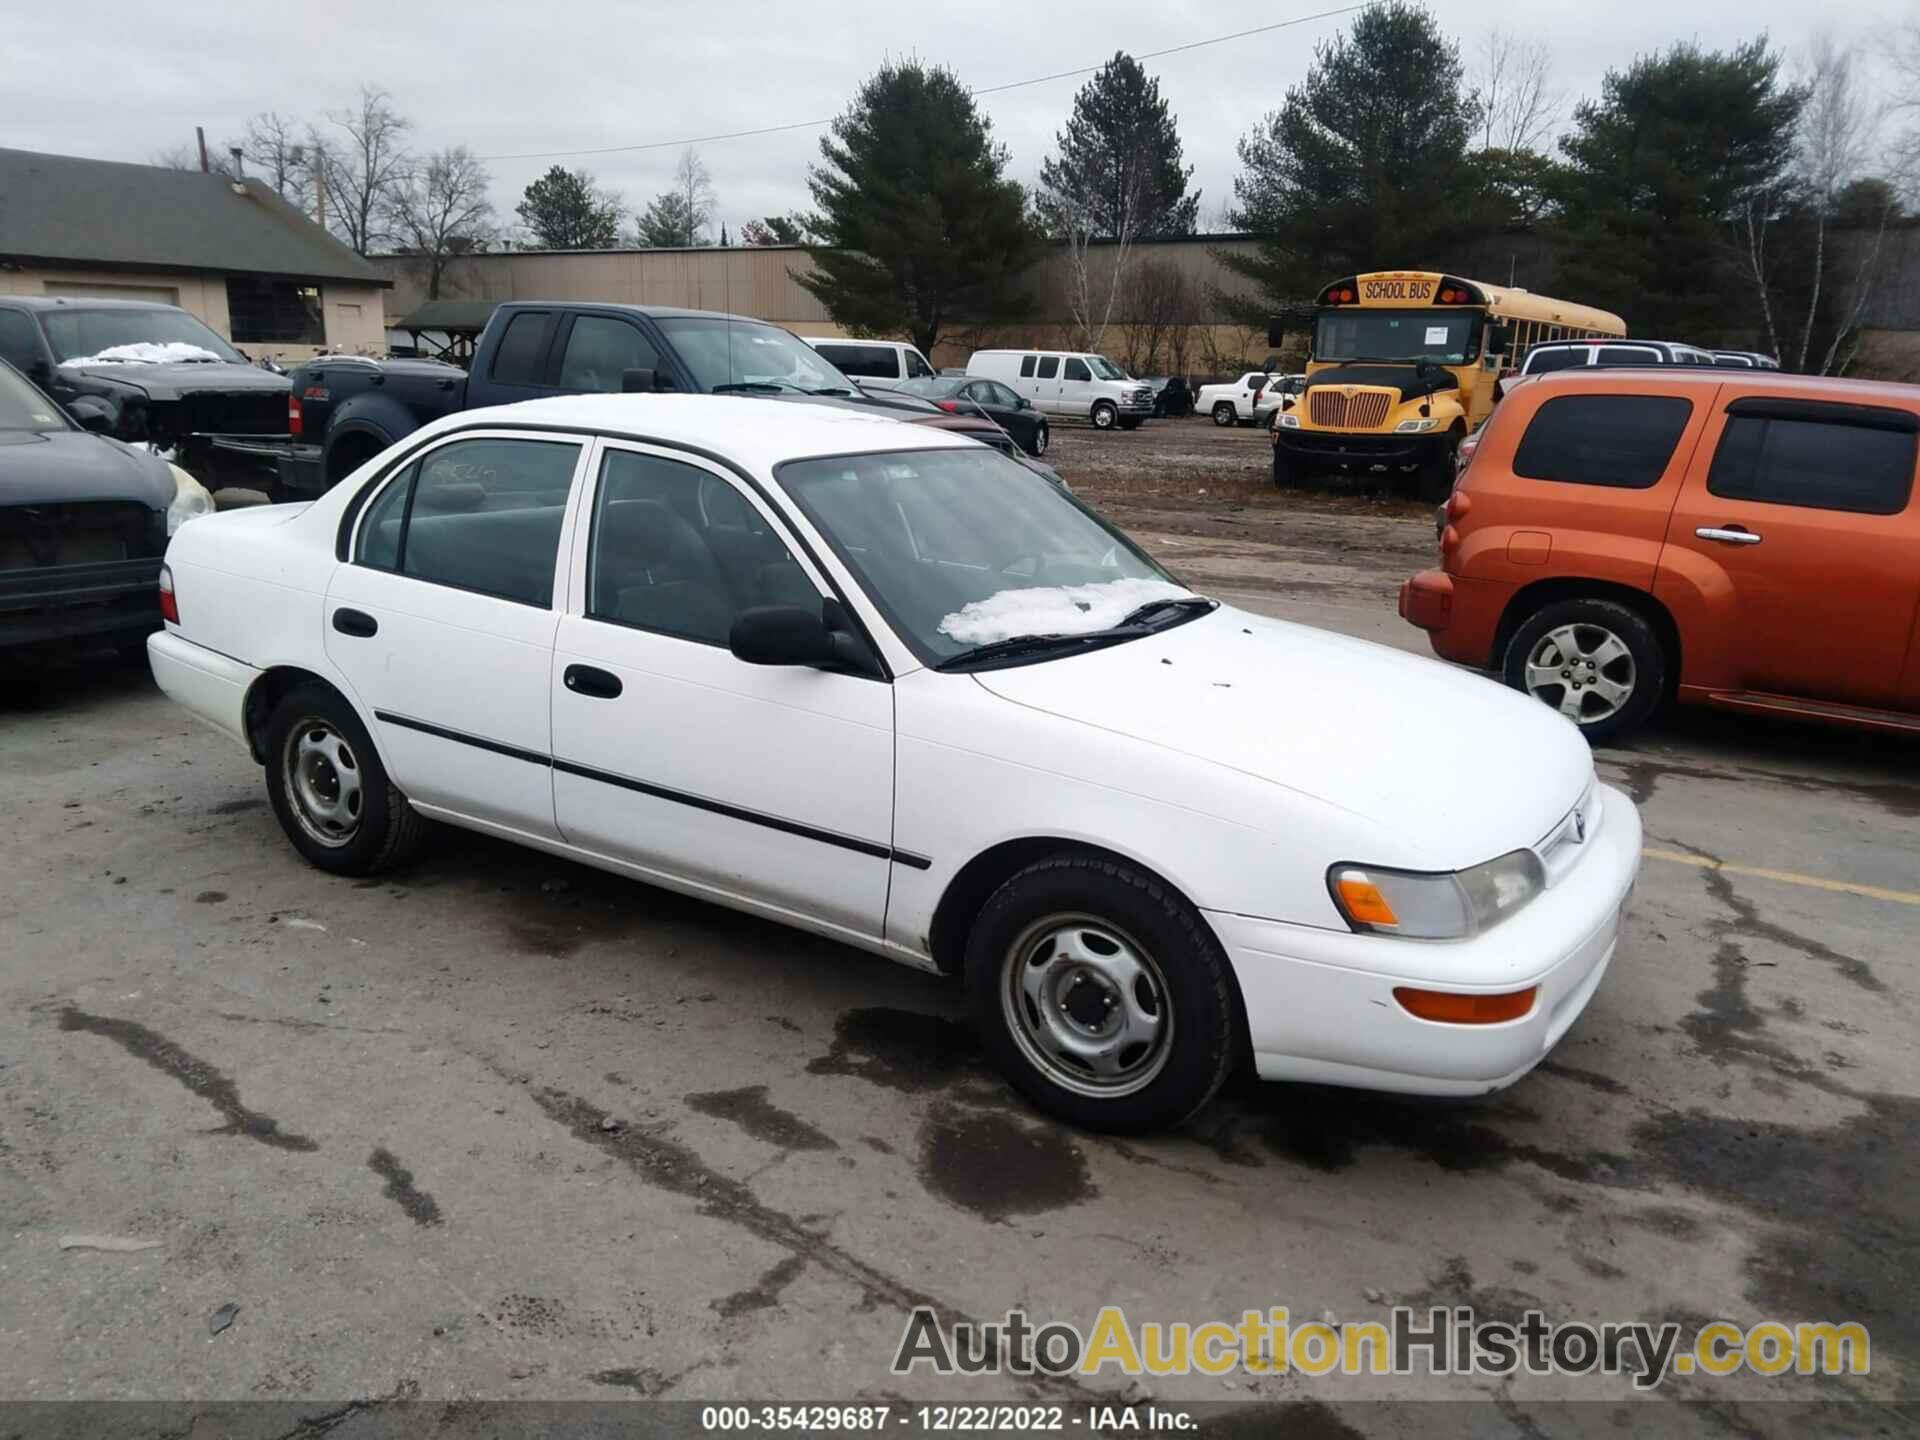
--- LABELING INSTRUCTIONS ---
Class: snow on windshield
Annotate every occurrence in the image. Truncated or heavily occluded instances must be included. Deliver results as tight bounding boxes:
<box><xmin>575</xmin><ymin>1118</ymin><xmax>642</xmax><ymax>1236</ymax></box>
<box><xmin>938</xmin><ymin>577</ymin><xmax>1192</xmax><ymax>646</ymax></box>
<box><xmin>59</xmin><ymin>342</ymin><xmax>225</xmax><ymax>366</ymax></box>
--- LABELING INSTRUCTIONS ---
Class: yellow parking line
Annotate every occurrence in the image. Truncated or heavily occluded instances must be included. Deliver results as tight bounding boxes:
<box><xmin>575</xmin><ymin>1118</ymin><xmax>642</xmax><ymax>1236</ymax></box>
<box><xmin>1642</xmin><ymin>848</ymin><xmax>1920</xmax><ymax>907</ymax></box>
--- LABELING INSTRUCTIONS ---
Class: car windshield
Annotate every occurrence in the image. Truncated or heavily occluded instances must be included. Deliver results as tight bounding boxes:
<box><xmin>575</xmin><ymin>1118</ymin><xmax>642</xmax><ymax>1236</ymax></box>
<box><xmin>1089</xmin><ymin>356</ymin><xmax>1129</xmax><ymax>380</ymax></box>
<box><xmin>1313</xmin><ymin>309</ymin><xmax>1477</xmax><ymax>366</ymax></box>
<box><xmin>653</xmin><ymin>317</ymin><xmax>853</xmax><ymax>394</ymax></box>
<box><xmin>42</xmin><ymin>307</ymin><xmax>245</xmax><ymax>365</ymax></box>
<box><xmin>897</xmin><ymin>378</ymin><xmax>965</xmax><ymax>400</ymax></box>
<box><xmin>778</xmin><ymin>447</ymin><xmax>1195</xmax><ymax>667</ymax></box>
<box><xmin>0</xmin><ymin>363</ymin><xmax>71</xmax><ymax>432</ymax></box>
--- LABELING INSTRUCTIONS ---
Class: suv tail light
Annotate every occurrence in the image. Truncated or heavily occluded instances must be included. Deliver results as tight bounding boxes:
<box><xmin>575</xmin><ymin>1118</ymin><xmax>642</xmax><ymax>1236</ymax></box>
<box><xmin>158</xmin><ymin>563</ymin><xmax>179</xmax><ymax>625</ymax></box>
<box><xmin>288</xmin><ymin>393</ymin><xmax>303</xmax><ymax>437</ymax></box>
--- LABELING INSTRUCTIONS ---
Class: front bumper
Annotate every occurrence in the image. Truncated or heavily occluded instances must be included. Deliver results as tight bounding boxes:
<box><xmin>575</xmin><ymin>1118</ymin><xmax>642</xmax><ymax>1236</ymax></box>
<box><xmin>1206</xmin><ymin>783</ymin><xmax>1641</xmax><ymax>1097</ymax></box>
<box><xmin>1275</xmin><ymin>429</ymin><xmax>1448</xmax><ymax>466</ymax></box>
<box><xmin>0</xmin><ymin>558</ymin><xmax>162</xmax><ymax>649</ymax></box>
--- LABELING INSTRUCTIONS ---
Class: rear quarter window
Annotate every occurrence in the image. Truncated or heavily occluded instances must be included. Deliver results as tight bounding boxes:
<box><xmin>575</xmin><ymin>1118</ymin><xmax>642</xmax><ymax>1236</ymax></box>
<box><xmin>1524</xmin><ymin>348</ymin><xmax>1587</xmax><ymax>376</ymax></box>
<box><xmin>816</xmin><ymin>344</ymin><xmax>898</xmax><ymax>379</ymax></box>
<box><xmin>1512</xmin><ymin>394</ymin><xmax>1694</xmax><ymax>489</ymax></box>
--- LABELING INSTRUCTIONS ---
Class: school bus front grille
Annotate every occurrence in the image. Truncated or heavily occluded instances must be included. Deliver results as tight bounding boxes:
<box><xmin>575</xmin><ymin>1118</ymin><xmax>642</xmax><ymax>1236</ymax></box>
<box><xmin>1307</xmin><ymin>390</ymin><xmax>1393</xmax><ymax>430</ymax></box>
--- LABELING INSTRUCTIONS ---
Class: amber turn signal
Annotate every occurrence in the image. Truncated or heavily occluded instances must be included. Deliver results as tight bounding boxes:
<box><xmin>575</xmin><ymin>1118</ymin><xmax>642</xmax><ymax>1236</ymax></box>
<box><xmin>1392</xmin><ymin>986</ymin><xmax>1538</xmax><ymax>1024</ymax></box>
<box><xmin>1333</xmin><ymin>876</ymin><xmax>1399</xmax><ymax>928</ymax></box>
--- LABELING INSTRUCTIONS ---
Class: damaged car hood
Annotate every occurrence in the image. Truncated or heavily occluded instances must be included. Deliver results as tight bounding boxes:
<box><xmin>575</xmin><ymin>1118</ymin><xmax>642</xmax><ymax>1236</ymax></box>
<box><xmin>971</xmin><ymin>606</ymin><xmax>1592</xmax><ymax>868</ymax></box>
<box><xmin>55</xmin><ymin>360</ymin><xmax>290</xmax><ymax>402</ymax></box>
<box><xmin>0</xmin><ymin>431</ymin><xmax>173</xmax><ymax>510</ymax></box>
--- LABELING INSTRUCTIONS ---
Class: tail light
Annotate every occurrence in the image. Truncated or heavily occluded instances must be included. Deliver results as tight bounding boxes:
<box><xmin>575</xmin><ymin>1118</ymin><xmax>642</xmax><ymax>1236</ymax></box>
<box><xmin>935</xmin><ymin>400</ymin><xmax>960</xmax><ymax>413</ymax></box>
<box><xmin>158</xmin><ymin>563</ymin><xmax>179</xmax><ymax>625</ymax></box>
<box><xmin>288</xmin><ymin>393</ymin><xmax>303</xmax><ymax>437</ymax></box>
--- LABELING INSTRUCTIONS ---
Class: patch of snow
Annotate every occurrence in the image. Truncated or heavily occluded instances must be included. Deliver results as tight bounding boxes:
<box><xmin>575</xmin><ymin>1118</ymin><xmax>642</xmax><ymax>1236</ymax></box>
<box><xmin>938</xmin><ymin>577</ymin><xmax>1192</xmax><ymax>646</ymax></box>
<box><xmin>59</xmin><ymin>342</ymin><xmax>223</xmax><ymax>366</ymax></box>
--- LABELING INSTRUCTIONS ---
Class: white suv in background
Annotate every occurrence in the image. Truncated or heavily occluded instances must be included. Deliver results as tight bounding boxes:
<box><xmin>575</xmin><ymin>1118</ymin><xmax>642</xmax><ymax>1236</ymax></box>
<box><xmin>967</xmin><ymin>350</ymin><xmax>1154</xmax><ymax>430</ymax></box>
<box><xmin>799</xmin><ymin>337</ymin><xmax>936</xmax><ymax>391</ymax></box>
<box><xmin>1195</xmin><ymin>371</ymin><xmax>1304</xmax><ymax>427</ymax></box>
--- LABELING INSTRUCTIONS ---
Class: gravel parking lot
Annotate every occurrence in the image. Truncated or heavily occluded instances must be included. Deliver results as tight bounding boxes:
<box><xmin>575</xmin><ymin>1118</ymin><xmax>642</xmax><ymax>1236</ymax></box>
<box><xmin>2</xmin><ymin>415</ymin><xmax>1915</xmax><ymax>1433</ymax></box>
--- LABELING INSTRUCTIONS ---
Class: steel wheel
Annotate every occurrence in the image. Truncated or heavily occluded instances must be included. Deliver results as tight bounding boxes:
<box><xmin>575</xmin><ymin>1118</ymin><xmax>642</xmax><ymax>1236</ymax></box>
<box><xmin>1091</xmin><ymin>402</ymin><xmax>1117</xmax><ymax>430</ymax></box>
<box><xmin>1524</xmin><ymin>623</ymin><xmax>1637</xmax><ymax>726</ymax></box>
<box><xmin>1000</xmin><ymin>913</ymin><xmax>1173</xmax><ymax>1099</ymax></box>
<box><xmin>282</xmin><ymin>719</ymin><xmax>364</xmax><ymax>848</ymax></box>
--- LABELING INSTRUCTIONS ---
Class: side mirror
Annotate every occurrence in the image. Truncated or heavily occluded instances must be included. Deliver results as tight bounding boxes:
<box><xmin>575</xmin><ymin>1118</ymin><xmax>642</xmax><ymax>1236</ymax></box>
<box><xmin>1016</xmin><ymin>396</ymin><xmax>1030</xmax><ymax>410</ymax></box>
<box><xmin>67</xmin><ymin>396</ymin><xmax>115</xmax><ymax>433</ymax></box>
<box><xmin>730</xmin><ymin>605</ymin><xmax>837</xmax><ymax>667</ymax></box>
<box><xmin>620</xmin><ymin>368</ymin><xmax>659</xmax><ymax>393</ymax></box>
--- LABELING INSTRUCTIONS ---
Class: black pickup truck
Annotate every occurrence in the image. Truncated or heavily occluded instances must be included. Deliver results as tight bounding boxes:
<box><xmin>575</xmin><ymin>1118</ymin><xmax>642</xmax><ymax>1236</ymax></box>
<box><xmin>282</xmin><ymin>303</ymin><xmax>864</xmax><ymax>493</ymax></box>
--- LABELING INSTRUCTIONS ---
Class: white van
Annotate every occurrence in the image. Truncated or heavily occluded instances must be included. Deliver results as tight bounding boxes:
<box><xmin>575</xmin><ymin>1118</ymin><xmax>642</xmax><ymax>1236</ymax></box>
<box><xmin>799</xmin><ymin>337</ymin><xmax>936</xmax><ymax>390</ymax></box>
<box><xmin>967</xmin><ymin>350</ymin><xmax>1154</xmax><ymax>430</ymax></box>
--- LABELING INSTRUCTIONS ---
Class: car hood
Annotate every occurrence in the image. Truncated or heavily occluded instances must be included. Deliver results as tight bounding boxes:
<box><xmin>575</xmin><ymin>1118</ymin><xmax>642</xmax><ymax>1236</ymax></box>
<box><xmin>0</xmin><ymin>430</ymin><xmax>174</xmax><ymax>509</ymax></box>
<box><xmin>971</xmin><ymin>606</ymin><xmax>1593</xmax><ymax>869</ymax></box>
<box><xmin>55</xmin><ymin>360</ymin><xmax>290</xmax><ymax>401</ymax></box>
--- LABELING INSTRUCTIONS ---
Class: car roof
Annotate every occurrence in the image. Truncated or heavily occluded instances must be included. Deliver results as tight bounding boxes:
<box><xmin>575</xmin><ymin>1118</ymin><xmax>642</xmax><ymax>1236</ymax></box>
<box><xmin>439</xmin><ymin>393</ymin><xmax>983</xmax><ymax>469</ymax></box>
<box><xmin>0</xmin><ymin>296</ymin><xmax>183</xmax><ymax>312</ymax></box>
<box><xmin>1527</xmin><ymin>367</ymin><xmax>1920</xmax><ymax>407</ymax></box>
<box><xmin>498</xmin><ymin>301</ymin><xmax>781</xmax><ymax>323</ymax></box>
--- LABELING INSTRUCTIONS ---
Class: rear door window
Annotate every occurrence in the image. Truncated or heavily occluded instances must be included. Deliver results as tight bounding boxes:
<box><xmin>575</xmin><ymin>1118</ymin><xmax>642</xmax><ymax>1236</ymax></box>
<box><xmin>1512</xmin><ymin>394</ymin><xmax>1695</xmax><ymax>489</ymax></box>
<box><xmin>490</xmin><ymin>311</ymin><xmax>553</xmax><ymax>385</ymax></box>
<box><xmin>1707</xmin><ymin>403</ymin><xmax>1917</xmax><ymax>515</ymax></box>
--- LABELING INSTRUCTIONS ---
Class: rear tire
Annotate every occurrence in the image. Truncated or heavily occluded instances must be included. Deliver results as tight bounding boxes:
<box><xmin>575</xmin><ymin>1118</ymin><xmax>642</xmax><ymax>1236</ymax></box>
<box><xmin>1091</xmin><ymin>401</ymin><xmax>1117</xmax><ymax>430</ymax></box>
<box><xmin>264</xmin><ymin>682</ymin><xmax>429</xmax><ymax>875</ymax></box>
<box><xmin>1415</xmin><ymin>431</ymin><xmax>1462</xmax><ymax>503</ymax></box>
<box><xmin>1502</xmin><ymin>599</ymin><xmax>1666</xmax><ymax>744</ymax></box>
<box><xmin>965</xmin><ymin>852</ymin><xmax>1238</xmax><ymax>1133</ymax></box>
<box><xmin>1118</xmin><ymin>417</ymin><xmax>1141</xmax><ymax>431</ymax></box>
<box><xmin>1212</xmin><ymin>402</ymin><xmax>1237</xmax><ymax>427</ymax></box>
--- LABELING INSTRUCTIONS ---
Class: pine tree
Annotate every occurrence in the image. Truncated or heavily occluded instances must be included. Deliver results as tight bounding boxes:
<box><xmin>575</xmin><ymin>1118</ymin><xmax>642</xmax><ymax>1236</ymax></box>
<box><xmin>1037</xmin><ymin>53</ymin><xmax>1198</xmax><ymax>239</ymax></box>
<box><xmin>515</xmin><ymin>166</ymin><xmax>622</xmax><ymax>250</ymax></box>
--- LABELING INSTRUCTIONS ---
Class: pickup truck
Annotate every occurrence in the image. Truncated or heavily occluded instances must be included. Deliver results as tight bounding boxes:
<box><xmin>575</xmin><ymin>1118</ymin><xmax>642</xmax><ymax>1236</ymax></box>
<box><xmin>282</xmin><ymin>303</ymin><xmax>862</xmax><ymax>492</ymax></box>
<box><xmin>1194</xmin><ymin>371</ymin><xmax>1304</xmax><ymax>428</ymax></box>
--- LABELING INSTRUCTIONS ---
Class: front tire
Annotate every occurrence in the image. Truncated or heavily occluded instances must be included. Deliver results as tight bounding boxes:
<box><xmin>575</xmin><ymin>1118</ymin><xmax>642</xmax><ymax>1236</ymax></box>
<box><xmin>1503</xmin><ymin>599</ymin><xmax>1666</xmax><ymax>744</ymax></box>
<box><xmin>965</xmin><ymin>853</ymin><xmax>1238</xmax><ymax>1133</ymax></box>
<box><xmin>264</xmin><ymin>682</ymin><xmax>429</xmax><ymax>874</ymax></box>
<box><xmin>1029</xmin><ymin>421</ymin><xmax>1049</xmax><ymax>457</ymax></box>
<box><xmin>1212</xmin><ymin>402</ymin><xmax>1237</xmax><ymax>427</ymax></box>
<box><xmin>1272</xmin><ymin>443</ymin><xmax>1301</xmax><ymax>489</ymax></box>
<box><xmin>1091</xmin><ymin>401</ymin><xmax>1117</xmax><ymax>430</ymax></box>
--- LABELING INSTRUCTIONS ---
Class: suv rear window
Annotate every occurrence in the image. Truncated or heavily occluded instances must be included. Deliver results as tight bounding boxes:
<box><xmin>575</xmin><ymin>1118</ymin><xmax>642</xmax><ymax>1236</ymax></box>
<box><xmin>1707</xmin><ymin>405</ymin><xmax>1917</xmax><ymax>515</ymax></box>
<box><xmin>1512</xmin><ymin>394</ymin><xmax>1693</xmax><ymax>489</ymax></box>
<box><xmin>1524</xmin><ymin>347</ymin><xmax>1587</xmax><ymax>375</ymax></box>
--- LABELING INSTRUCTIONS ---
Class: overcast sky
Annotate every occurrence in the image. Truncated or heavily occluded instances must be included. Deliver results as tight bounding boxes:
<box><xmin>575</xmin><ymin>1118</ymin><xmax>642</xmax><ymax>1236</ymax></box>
<box><xmin>1</xmin><ymin>0</ymin><xmax>1902</xmax><ymax>241</ymax></box>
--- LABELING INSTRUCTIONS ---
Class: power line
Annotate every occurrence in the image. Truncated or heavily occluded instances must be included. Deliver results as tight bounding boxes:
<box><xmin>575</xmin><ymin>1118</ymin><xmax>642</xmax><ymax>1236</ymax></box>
<box><xmin>474</xmin><ymin>3</ymin><xmax>1376</xmax><ymax>164</ymax></box>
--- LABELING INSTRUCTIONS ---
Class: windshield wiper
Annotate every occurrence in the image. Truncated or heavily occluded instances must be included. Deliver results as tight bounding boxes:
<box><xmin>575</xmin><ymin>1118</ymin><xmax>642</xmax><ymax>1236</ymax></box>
<box><xmin>1118</xmin><ymin>596</ymin><xmax>1217</xmax><ymax>629</ymax></box>
<box><xmin>935</xmin><ymin>631</ymin><xmax>1143</xmax><ymax>672</ymax></box>
<box><xmin>712</xmin><ymin>380</ymin><xmax>803</xmax><ymax>395</ymax></box>
<box><xmin>806</xmin><ymin>386</ymin><xmax>854</xmax><ymax>396</ymax></box>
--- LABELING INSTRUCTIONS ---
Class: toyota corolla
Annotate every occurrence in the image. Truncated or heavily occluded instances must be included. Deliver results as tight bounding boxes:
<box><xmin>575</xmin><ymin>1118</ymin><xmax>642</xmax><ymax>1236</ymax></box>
<box><xmin>147</xmin><ymin>396</ymin><xmax>1640</xmax><ymax>1132</ymax></box>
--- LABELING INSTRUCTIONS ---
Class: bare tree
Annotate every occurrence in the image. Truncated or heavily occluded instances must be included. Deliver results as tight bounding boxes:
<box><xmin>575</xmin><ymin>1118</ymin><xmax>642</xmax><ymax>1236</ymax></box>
<box><xmin>233</xmin><ymin>112</ymin><xmax>315</xmax><ymax>213</ymax></box>
<box><xmin>1043</xmin><ymin>153</ymin><xmax>1154</xmax><ymax>354</ymax></box>
<box><xmin>1119</xmin><ymin>259</ymin><xmax>1198</xmax><ymax>376</ymax></box>
<box><xmin>393</xmin><ymin>147</ymin><xmax>497</xmax><ymax>300</ymax></box>
<box><xmin>316</xmin><ymin>85</ymin><xmax>413</xmax><ymax>255</ymax></box>
<box><xmin>1473</xmin><ymin>29</ymin><xmax>1564</xmax><ymax>153</ymax></box>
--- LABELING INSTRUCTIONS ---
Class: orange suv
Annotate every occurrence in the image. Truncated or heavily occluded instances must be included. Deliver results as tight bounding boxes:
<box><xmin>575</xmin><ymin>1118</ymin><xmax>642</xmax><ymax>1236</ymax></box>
<box><xmin>1400</xmin><ymin>369</ymin><xmax>1920</xmax><ymax>742</ymax></box>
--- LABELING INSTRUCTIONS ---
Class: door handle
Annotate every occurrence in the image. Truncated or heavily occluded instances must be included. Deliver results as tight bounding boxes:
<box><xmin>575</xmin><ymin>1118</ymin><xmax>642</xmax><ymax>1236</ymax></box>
<box><xmin>1696</xmin><ymin>526</ymin><xmax>1762</xmax><ymax>546</ymax></box>
<box><xmin>331</xmin><ymin>607</ymin><xmax>378</xmax><ymax>637</ymax></box>
<box><xmin>563</xmin><ymin>664</ymin><xmax>623</xmax><ymax>700</ymax></box>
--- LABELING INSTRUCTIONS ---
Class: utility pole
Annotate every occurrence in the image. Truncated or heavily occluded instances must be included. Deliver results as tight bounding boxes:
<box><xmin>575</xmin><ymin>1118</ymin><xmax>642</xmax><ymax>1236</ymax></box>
<box><xmin>195</xmin><ymin>127</ymin><xmax>210</xmax><ymax>173</ymax></box>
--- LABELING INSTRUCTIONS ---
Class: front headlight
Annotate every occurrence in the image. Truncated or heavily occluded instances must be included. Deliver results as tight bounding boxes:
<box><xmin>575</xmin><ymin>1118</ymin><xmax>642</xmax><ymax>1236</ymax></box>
<box><xmin>1276</xmin><ymin>412</ymin><xmax>1301</xmax><ymax>428</ymax></box>
<box><xmin>1328</xmin><ymin>850</ymin><xmax>1545</xmax><ymax>939</ymax></box>
<box><xmin>1395</xmin><ymin>418</ymin><xmax>1441</xmax><ymax>433</ymax></box>
<box><xmin>165</xmin><ymin>463</ymin><xmax>215</xmax><ymax>535</ymax></box>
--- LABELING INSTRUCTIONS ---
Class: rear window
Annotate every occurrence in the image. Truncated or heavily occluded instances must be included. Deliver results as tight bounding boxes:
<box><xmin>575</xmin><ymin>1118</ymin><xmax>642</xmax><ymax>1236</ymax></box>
<box><xmin>1707</xmin><ymin>407</ymin><xmax>1916</xmax><ymax>515</ymax></box>
<box><xmin>490</xmin><ymin>311</ymin><xmax>551</xmax><ymax>385</ymax></box>
<box><xmin>815</xmin><ymin>343</ymin><xmax>898</xmax><ymax>379</ymax></box>
<box><xmin>1512</xmin><ymin>394</ymin><xmax>1694</xmax><ymax>489</ymax></box>
<box><xmin>1524</xmin><ymin>347</ymin><xmax>1587</xmax><ymax>375</ymax></box>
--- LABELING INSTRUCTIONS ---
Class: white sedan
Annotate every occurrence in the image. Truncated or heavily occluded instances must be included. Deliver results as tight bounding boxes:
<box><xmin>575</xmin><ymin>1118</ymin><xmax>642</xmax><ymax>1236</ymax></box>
<box><xmin>148</xmin><ymin>396</ymin><xmax>1639</xmax><ymax>1132</ymax></box>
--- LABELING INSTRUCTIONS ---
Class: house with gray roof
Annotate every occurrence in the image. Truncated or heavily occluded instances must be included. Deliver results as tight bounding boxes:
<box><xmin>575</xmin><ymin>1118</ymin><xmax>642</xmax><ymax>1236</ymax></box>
<box><xmin>0</xmin><ymin>146</ymin><xmax>390</xmax><ymax>361</ymax></box>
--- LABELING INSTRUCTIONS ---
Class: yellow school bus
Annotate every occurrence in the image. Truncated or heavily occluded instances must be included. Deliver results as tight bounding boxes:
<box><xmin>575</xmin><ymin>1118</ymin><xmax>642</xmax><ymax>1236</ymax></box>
<box><xmin>1269</xmin><ymin>271</ymin><xmax>1625</xmax><ymax>500</ymax></box>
